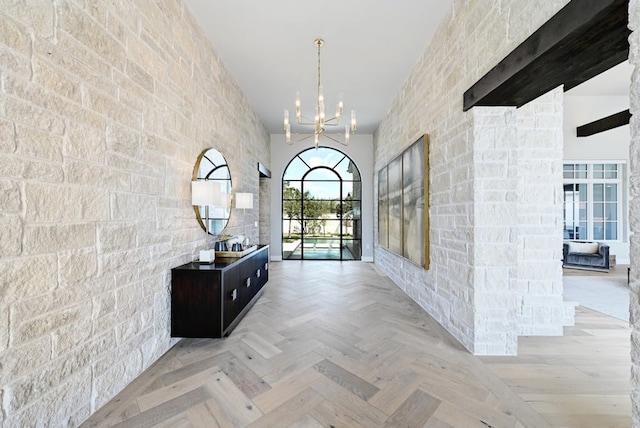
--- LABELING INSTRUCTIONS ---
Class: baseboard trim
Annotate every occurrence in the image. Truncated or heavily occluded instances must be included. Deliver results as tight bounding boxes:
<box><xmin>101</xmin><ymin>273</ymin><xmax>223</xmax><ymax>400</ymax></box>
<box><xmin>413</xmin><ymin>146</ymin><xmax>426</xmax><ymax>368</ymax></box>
<box><xmin>271</xmin><ymin>255</ymin><xmax>372</xmax><ymax>262</ymax></box>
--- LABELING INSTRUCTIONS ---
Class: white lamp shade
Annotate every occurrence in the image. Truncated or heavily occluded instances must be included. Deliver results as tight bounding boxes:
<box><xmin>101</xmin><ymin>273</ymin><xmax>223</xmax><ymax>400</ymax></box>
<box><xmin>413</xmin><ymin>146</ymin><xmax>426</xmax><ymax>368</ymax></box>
<box><xmin>191</xmin><ymin>180</ymin><xmax>221</xmax><ymax>206</ymax></box>
<box><xmin>235</xmin><ymin>192</ymin><xmax>254</xmax><ymax>209</ymax></box>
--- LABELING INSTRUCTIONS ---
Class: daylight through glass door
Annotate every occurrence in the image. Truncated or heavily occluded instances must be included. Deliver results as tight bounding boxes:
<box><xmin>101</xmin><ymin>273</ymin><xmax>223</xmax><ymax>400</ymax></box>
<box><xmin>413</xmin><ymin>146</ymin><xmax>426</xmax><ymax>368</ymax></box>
<box><xmin>282</xmin><ymin>147</ymin><xmax>362</xmax><ymax>260</ymax></box>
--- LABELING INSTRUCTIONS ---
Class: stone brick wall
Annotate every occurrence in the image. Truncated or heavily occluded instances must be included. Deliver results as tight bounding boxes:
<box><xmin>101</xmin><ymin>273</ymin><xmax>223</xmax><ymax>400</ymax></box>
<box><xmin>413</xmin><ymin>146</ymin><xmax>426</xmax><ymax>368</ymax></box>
<box><xmin>466</xmin><ymin>90</ymin><xmax>570</xmax><ymax>355</ymax></box>
<box><xmin>515</xmin><ymin>87</ymin><xmax>570</xmax><ymax>336</ymax></box>
<box><xmin>0</xmin><ymin>1</ymin><xmax>269</xmax><ymax>426</ymax></box>
<box><xmin>629</xmin><ymin>0</ymin><xmax>640</xmax><ymax>424</ymax></box>
<box><xmin>373</xmin><ymin>0</ymin><xmax>571</xmax><ymax>354</ymax></box>
<box><xmin>471</xmin><ymin>106</ymin><xmax>520</xmax><ymax>355</ymax></box>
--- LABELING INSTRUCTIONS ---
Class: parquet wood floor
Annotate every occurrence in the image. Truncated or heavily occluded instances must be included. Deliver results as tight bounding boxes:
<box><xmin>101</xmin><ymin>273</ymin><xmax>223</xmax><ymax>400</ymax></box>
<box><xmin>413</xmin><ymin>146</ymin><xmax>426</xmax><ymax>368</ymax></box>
<box><xmin>82</xmin><ymin>261</ymin><xmax>631</xmax><ymax>427</ymax></box>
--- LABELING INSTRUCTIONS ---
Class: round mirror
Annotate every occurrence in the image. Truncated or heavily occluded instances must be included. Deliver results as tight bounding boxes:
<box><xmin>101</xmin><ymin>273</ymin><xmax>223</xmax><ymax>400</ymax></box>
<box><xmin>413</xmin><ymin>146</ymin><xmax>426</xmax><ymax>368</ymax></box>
<box><xmin>192</xmin><ymin>148</ymin><xmax>231</xmax><ymax>235</ymax></box>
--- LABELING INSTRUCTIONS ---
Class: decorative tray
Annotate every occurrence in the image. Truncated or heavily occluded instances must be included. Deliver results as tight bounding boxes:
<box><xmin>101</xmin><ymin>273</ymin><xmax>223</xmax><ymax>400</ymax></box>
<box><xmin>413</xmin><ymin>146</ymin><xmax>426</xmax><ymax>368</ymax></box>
<box><xmin>215</xmin><ymin>245</ymin><xmax>257</xmax><ymax>259</ymax></box>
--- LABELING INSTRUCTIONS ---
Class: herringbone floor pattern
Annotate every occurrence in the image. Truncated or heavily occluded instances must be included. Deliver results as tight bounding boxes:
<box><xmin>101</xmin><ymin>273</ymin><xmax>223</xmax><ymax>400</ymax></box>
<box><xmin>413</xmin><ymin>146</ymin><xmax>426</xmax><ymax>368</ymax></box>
<box><xmin>83</xmin><ymin>261</ymin><xmax>631</xmax><ymax>427</ymax></box>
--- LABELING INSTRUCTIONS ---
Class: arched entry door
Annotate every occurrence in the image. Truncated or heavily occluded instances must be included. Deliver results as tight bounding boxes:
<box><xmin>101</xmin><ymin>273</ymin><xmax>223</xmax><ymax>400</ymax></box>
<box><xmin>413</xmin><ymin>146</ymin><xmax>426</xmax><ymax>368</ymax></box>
<box><xmin>282</xmin><ymin>147</ymin><xmax>362</xmax><ymax>260</ymax></box>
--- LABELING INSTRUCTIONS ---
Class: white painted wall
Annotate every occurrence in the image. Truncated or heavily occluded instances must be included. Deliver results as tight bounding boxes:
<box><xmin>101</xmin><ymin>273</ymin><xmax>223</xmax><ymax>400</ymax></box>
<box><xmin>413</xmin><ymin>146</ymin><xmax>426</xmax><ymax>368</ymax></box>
<box><xmin>563</xmin><ymin>95</ymin><xmax>630</xmax><ymax>263</ymax></box>
<box><xmin>269</xmin><ymin>134</ymin><xmax>374</xmax><ymax>262</ymax></box>
<box><xmin>564</xmin><ymin>95</ymin><xmax>629</xmax><ymax>160</ymax></box>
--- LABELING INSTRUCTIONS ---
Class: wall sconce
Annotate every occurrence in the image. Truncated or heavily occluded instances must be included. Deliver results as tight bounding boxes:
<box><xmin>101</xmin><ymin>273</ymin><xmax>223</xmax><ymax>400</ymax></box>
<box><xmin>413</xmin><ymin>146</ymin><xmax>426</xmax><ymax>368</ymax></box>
<box><xmin>235</xmin><ymin>193</ymin><xmax>254</xmax><ymax>210</ymax></box>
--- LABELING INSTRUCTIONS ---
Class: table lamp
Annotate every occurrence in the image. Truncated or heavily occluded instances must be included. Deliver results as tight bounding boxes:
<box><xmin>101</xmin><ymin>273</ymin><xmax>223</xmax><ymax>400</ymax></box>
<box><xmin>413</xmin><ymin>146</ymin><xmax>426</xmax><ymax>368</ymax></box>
<box><xmin>192</xmin><ymin>180</ymin><xmax>221</xmax><ymax>263</ymax></box>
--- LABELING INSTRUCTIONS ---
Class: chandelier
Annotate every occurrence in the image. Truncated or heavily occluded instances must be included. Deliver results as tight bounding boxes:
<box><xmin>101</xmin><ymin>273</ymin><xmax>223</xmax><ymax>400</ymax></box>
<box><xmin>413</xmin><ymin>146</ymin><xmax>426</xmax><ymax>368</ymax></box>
<box><xmin>284</xmin><ymin>38</ymin><xmax>356</xmax><ymax>149</ymax></box>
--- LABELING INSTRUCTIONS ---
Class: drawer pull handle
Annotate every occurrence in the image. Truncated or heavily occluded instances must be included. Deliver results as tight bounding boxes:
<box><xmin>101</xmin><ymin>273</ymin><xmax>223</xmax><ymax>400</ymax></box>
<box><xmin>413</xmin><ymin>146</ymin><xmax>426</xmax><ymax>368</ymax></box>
<box><xmin>264</xmin><ymin>262</ymin><xmax>268</xmax><ymax>271</ymax></box>
<box><xmin>231</xmin><ymin>289</ymin><xmax>237</xmax><ymax>301</ymax></box>
<box><xmin>246</xmin><ymin>278</ymin><xmax>251</xmax><ymax>287</ymax></box>
<box><xmin>256</xmin><ymin>269</ymin><xmax>261</xmax><ymax>278</ymax></box>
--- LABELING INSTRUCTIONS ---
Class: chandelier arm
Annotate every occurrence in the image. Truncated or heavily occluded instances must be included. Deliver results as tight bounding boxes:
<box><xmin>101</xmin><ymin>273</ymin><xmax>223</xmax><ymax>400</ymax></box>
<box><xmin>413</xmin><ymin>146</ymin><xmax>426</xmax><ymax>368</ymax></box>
<box><xmin>286</xmin><ymin>133</ymin><xmax>316</xmax><ymax>145</ymax></box>
<box><xmin>296</xmin><ymin>117</ymin><xmax>319</xmax><ymax>126</ymax></box>
<box><xmin>320</xmin><ymin>131</ymin><xmax>349</xmax><ymax>135</ymax></box>
<box><xmin>289</xmin><ymin>131</ymin><xmax>319</xmax><ymax>136</ymax></box>
<box><xmin>322</xmin><ymin>133</ymin><xmax>349</xmax><ymax>146</ymax></box>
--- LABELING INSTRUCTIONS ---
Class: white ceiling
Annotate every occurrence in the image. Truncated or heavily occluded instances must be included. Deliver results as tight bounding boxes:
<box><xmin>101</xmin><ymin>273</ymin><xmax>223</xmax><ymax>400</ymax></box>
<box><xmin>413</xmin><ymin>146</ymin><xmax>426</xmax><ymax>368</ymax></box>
<box><xmin>183</xmin><ymin>1</ymin><xmax>630</xmax><ymax>135</ymax></box>
<box><xmin>565</xmin><ymin>61</ymin><xmax>632</xmax><ymax>97</ymax></box>
<box><xmin>183</xmin><ymin>1</ymin><xmax>454</xmax><ymax>134</ymax></box>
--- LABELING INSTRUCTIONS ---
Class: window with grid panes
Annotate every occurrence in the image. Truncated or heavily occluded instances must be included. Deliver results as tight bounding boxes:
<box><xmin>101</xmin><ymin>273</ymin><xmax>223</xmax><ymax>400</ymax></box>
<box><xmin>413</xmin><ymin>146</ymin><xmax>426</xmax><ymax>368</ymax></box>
<box><xmin>563</xmin><ymin>163</ymin><xmax>622</xmax><ymax>241</ymax></box>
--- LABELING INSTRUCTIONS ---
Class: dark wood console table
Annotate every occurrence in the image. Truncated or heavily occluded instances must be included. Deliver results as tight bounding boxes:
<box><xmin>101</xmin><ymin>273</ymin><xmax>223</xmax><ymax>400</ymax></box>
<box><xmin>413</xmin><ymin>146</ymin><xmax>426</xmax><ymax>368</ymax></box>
<box><xmin>171</xmin><ymin>245</ymin><xmax>269</xmax><ymax>338</ymax></box>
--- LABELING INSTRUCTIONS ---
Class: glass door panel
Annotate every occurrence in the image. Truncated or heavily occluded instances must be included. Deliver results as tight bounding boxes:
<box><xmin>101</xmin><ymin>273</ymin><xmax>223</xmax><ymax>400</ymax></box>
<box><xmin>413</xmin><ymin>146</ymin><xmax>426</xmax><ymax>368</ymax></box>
<box><xmin>282</xmin><ymin>147</ymin><xmax>362</xmax><ymax>261</ymax></box>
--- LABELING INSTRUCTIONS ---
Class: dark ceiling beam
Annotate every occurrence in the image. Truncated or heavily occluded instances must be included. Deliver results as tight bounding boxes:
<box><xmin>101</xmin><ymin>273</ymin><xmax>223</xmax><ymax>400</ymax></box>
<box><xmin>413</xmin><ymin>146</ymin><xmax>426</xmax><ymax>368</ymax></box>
<box><xmin>463</xmin><ymin>0</ymin><xmax>630</xmax><ymax>111</ymax></box>
<box><xmin>576</xmin><ymin>109</ymin><xmax>631</xmax><ymax>137</ymax></box>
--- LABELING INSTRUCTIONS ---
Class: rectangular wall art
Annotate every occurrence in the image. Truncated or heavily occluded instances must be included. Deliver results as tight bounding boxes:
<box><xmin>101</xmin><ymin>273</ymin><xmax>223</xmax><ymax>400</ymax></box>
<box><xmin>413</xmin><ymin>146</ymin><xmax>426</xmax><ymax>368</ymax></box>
<box><xmin>378</xmin><ymin>134</ymin><xmax>429</xmax><ymax>269</ymax></box>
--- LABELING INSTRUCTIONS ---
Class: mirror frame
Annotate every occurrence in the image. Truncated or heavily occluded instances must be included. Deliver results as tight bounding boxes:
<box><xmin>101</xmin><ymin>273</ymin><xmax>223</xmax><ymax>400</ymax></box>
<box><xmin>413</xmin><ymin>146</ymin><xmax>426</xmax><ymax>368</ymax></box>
<box><xmin>192</xmin><ymin>148</ymin><xmax>232</xmax><ymax>235</ymax></box>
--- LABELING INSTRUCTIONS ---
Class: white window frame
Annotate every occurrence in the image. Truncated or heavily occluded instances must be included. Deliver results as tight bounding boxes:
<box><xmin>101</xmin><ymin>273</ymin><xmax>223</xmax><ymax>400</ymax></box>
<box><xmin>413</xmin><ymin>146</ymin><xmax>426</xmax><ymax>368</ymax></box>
<box><xmin>563</xmin><ymin>161</ymin><xmax>626</xmax><ymax>242</ymax></box>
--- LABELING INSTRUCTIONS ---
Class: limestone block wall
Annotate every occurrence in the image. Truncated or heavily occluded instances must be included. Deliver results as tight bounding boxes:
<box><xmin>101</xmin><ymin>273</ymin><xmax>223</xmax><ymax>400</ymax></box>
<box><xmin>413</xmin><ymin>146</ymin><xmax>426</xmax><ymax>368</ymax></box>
<box><xmin>471</xmin><ymin>106</ymin><xmax>519</xmax><ymax>355</ymax></box>
<box><xmin>629</xmin><ymin>0</ymin><xmax>640</xmax><ymax>423</ymax></box>
<box><xmin>466</xmin><ymin>90</ymin><xmax>569</xmax><ymax>355</ymax></box>
<box><xmin>515</xmin><ymin>87</ymin><xmax>571</xmax><ymax>335</ymax></box>
<box><xmin>373</xmin><ymin>0</ymin><xmax>571</xmax><ymax>354</ymax></box>
<box><xmin>0</xmin><ymin>1</ymin><xmax>269</xmax><ymax>426</ymax></box>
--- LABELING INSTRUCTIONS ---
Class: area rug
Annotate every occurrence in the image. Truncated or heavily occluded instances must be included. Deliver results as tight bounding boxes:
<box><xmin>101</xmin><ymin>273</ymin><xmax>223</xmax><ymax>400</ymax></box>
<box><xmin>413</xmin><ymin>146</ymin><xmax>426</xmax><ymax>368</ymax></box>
<box><xmin>563</xmin><ymin>275</ymin><xmax>630</xmax><ymax>322</ymax></box>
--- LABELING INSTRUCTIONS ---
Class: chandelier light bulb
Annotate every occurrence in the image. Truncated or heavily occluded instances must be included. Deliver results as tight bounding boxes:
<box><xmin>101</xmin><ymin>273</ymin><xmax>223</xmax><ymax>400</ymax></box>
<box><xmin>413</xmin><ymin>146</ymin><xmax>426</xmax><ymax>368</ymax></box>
<box><xmin>351</xmin><ymin>110</ymin><xmax>357</xmax><ymax>133</ymax></box>
<box><xmin>284</xmin><ymin>109</ymin><xmax>289</xmax><ymax>128</ymax></box>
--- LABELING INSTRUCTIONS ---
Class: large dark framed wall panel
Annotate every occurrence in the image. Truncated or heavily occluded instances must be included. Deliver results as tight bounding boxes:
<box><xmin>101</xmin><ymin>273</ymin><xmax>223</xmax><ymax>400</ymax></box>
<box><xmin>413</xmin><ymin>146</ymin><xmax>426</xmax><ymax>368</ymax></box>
<box><xmin>377</xmin><ymin>135</ymin><xmax>430</xmax><ymax>269</ymax></box>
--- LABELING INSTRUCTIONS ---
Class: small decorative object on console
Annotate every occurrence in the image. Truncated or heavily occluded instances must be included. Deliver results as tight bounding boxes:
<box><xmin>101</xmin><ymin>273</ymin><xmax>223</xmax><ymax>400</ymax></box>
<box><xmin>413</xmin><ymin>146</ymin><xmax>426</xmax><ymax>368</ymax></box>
<box><xmin>199</xmin><ymin>249</ymin><xmax>215</xmax><ymax>263</ymax></box>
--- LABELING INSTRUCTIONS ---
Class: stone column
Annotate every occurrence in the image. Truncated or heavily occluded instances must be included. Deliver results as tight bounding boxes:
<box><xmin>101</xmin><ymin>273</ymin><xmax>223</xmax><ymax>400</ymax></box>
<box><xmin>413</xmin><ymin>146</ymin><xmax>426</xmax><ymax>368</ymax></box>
<box><xmin>628</xmin><ymin>0</ymin><xmax>640</xmax><ymax>423</ymax></box>
<box><xmin>470</xmin><ymin>88</ymin><xmax>569</xmax><ymax>355</ymax></box>
<box><xmin>471</xmin><ymin>106</ymin><xmax>520</xmax><ymax>355</ymax></box>
<box><xmin>515</xmin><ymin>87</ymin><xmax>572</xmax><ymax>336</ymax></box>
